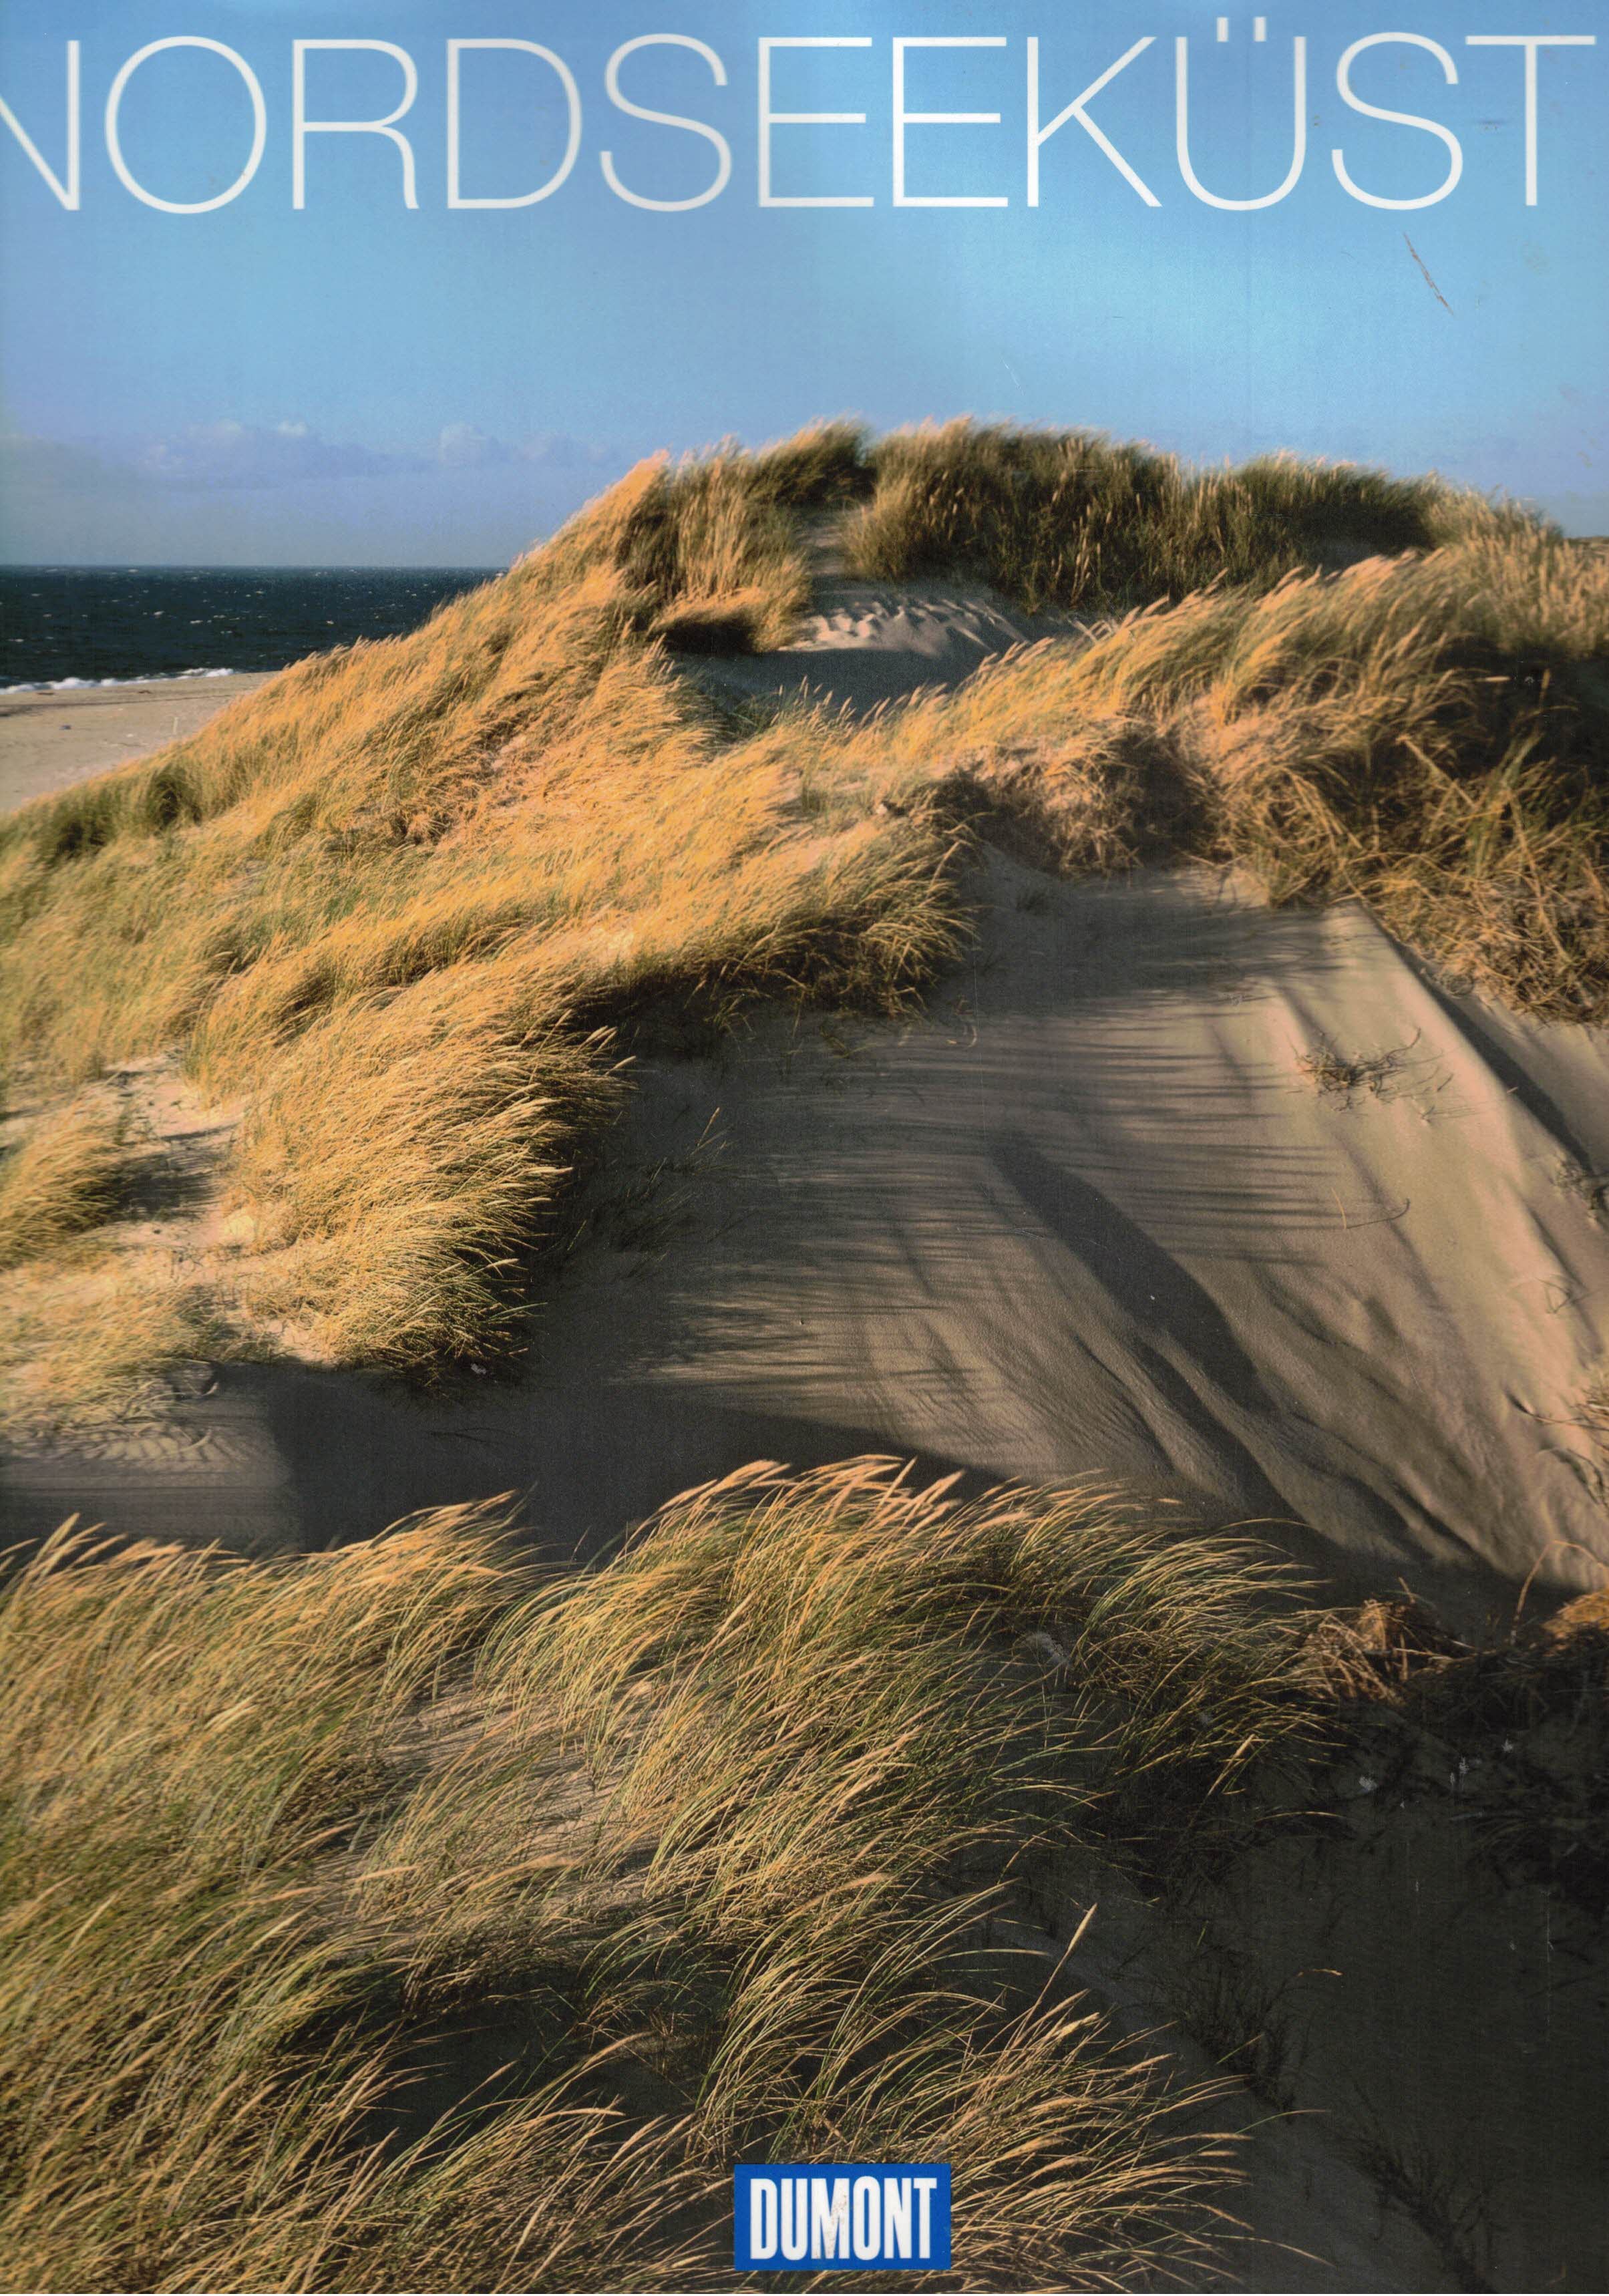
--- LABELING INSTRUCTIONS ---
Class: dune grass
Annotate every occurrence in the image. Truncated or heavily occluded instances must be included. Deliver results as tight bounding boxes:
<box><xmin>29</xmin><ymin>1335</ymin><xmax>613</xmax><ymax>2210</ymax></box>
<box><xmin>1059</xmin><ymin>538</ymin><xmax>1609</xmax><ymax>1017</ymax></box>
<box><xmin>0</xmin><ymin>1095</ymin><xmax>185</xmax><ymax>1423</ymax></box>
<box><xmin>0</xmin><ymin>1094</ymin><xmax>124</xmax><ymax>1268</ymax></box>
<box><xmin>1300</xmin><ymin>1582</ymin><xmax>1609</xmax><ymax>1916</ymax></box>
<box><xmin>1</xmin><ymin>426</ymin><xmax>1602</xmax><ymax>2283</ymax></box>
<box><xmin>0</xmin><ymin>1462</ymin><xmax>1306</xmax><ymax>2291</ymax></box>
<box><xmin>0</xmin><ymin>446</ymin><xmax>959</xmax><ymax>1404</ymax></box>
<box><xmin>0</xmin><ymin>422</ymin><xmax>1604</xmax><ymax>1415</ymax></box>
<box><xmin>0</xmin><ymin>1251</ymin><xmax>220</xmax><ymax>1432</ymax></box>
<box><xmin>741</xmin><ymin>524</ymin><xmax>1609</xmax><ymax>1016</ymax></box>
<box><xmin>842</xmin><ymin>419</ymin><xmax>1519</xmax><ymax>611</ymax></box>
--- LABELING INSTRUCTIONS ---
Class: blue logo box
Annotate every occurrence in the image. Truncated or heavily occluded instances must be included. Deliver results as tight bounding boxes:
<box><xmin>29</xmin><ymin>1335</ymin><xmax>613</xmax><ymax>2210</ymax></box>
<box><xmin>734</xmin><ymin>2164</ymin><xmax>951</xmax><ymax>2271</ymax></box>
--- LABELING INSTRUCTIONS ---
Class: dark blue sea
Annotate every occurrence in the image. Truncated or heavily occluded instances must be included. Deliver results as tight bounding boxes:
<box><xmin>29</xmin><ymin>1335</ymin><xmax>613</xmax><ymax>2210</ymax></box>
<box><xmin>0</xmin><ymin>566</ymin><xmax>504</xmax><ymax>689</ymax></box>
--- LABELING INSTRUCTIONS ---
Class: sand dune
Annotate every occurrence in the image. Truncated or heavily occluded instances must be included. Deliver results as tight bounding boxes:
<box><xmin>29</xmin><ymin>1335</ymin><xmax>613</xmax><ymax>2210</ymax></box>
<box><xmin>627</xmin><ymin>860</ymin><xmax>1609</xmax><ymax>1625</ymax></box>
<box><xmin>5</xmin><ymin>558</ymin><xmax>1606</xmax><ymax>2291</ymax></box>
<box><xmin>8</xmin><ymin>846</ymin><xmax>1608</xmax><ymax>1632</ymax></box>
<box><xmin>6</xmin><ymin>586</ymin><xmax>1608</xmax><ymax>1629</ymax></box>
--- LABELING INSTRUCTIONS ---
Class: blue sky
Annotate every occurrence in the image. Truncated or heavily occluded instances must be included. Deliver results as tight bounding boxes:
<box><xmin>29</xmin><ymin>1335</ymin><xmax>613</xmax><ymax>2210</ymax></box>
<box><xmin>1</xmin><ymin>0</ymin><xmax>1604</xmax><ymax>563</ymax></box>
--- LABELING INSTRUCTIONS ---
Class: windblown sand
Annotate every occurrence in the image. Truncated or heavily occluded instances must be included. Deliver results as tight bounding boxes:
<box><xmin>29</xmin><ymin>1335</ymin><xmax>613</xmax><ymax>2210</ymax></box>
<box><xmin>0</xmin><ymin>675</ymin><xmax>272</xmax><ymax>814</ymax></box>
<box><xmin>5</xmin><ymin>592</ymin><xmax>1607</xmax><ymax>1640</ymax></box>
<box><xmin>698</xmin><ymin>575</ymin><xmax>1069</xmax><ymax>712</ymax></box>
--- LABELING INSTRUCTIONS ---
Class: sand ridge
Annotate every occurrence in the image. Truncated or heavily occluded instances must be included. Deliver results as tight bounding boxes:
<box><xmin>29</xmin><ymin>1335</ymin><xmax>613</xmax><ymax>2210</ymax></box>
<box><xmin>5</xmin><ymin>555</ymin><xmax>1607</xmax><ymax>2289</ymax></box>
<box><xmin>7</xmin><ymin>850</ymin><xmax>1608</xmax><ymax>1633</ymax></box>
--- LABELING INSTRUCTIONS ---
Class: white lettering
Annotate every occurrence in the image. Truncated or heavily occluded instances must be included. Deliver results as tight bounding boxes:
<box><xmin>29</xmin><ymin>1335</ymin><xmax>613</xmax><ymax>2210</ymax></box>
<box><xmin>293</xmin><ymin>41</ymin><xmax>418</xmax><ymax>211</ymax></box>
<box><xmin>894</xmin><ymin>36</ymin><xmax>1009</xmax><ymax>208</ymax></box>
<box><xmin>914</xmin><ymin>2175</ymin><xmax>938</xmax><ymax>2260</ymax></box>
<box><xmin>0</xmin><ymin>41</ymin><xmax>79</xmax><ymax>209</ymax></box>
<box><xmin>1465</xmin><ymin>35</ymin><xmax>1596</xmax><ymax>206</ymax></box>
<box><xmin>779</xmin><ymin>2175</ymin><xmax>809</xmax><ymax>2262</ymax></box>
<box><xmin>759</xmin><ymin>37</ymin><xmax>872</xmax><ymax>208</ymax></box>
<box><xmin>884</xmin><ymin>2175</ymin><xmax>913</xmax><ymax>2260</ymax></box>
<box><xmin>106</xmin><ymin>39</ymin><xmax>265</xmax><ymax>214</ymax></box>
<box><xmin>602</xmin><ymin>36</ymin><xmax>729</xmax><ymax>211</ymax></box>
<box><xmin>748</xmin><ymin>2177</ymin><xmax>778</xmax><ymax>2261</ymax></box>
<box><xmin>811</xmin><ymin>2176</ymin><xmax>850</xmax><ymax>2261</ymax></box>
<box><xmin>1332</xmin><ymin>35</ymin><xmax>1461</xmax><ymax>209</ymax></box>
<box><xmin>1177</xmin><ymin>34</ymin><xmax>1308</xmax><ymax>208</ymax></box>
<box><xmin>852</xmin><ymin>2175</ymin><xmax>882</xmax><ymax>2261</ymax></box>
<box><xmin>1028</xmin><ymin>37</ymin><xmax>1159</xmax><ymax>208</ymax></box>
<box><xmin>448</xmin><ymin>41</ymin><xmax>580</xmax><ymax>209</ymax></box>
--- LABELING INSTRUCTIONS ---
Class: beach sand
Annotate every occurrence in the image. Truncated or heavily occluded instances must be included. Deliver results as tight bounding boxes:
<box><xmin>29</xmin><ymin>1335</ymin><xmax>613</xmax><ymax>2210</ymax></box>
<box><xmin>0</xmin><ymin>675</ymin><xmax>273</xmax><ymax>814</ymax></box>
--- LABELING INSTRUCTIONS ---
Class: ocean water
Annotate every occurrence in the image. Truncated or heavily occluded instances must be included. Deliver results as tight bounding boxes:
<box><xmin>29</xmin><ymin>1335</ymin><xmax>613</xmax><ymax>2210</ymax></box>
<box><xmin>0</xmin><ymin>566</ymin><xmax>504</xmax><ymax>689</ymax></box>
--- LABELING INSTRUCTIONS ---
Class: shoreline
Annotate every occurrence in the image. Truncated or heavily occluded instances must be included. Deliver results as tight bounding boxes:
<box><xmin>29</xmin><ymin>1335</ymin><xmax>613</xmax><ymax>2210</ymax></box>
<box><xmin>0</xmin><ymin>673</ymin><xmax>273</xmax><ymax>815</ymax></box>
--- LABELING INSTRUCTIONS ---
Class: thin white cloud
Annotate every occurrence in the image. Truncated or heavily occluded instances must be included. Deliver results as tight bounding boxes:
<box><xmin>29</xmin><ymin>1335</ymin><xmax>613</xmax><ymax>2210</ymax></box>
<box><xmin>138</xmin><ymin>420</ymin><xmax>421</xmax><ymax>489</ymax></box>
<box><xmin>437</xmin><ymin>422</ymin><xmax>512</xmax><ymax>470</ymax></box>
<box><xmin>518</xmin><ymin>432</ymin><xmax>619</xmax><ymax>472</ymax></box>
<box><xmin>437</xmin><ymin>424</ymin><xmax>620</xmax><ymax>472</ymax></box>
<box><xmin>106</xmin><ymin>420</ymin><xmax>622</xmax><ymax>489</ymax></box>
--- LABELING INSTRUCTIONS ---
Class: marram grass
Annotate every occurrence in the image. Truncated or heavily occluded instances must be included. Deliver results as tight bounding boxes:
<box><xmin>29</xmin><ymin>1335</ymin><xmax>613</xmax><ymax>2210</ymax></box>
<box><xmin>841</xmin><ymin>418</ymin><xmax>1526</xmax><ymax>610</ymax></box>
<box><xmin>0</xmin><ymin>1094</ymin><xmax>124</xmax><ymax>1269</ymax></box>
<box><xmin>0</xmin><ymin>422</ymin><xmax>1604</xmax><ymax>1417</ymax></box>
<box><xmin>0</xmin><ymin>1462</ymin><xmax>1303</xmax><ymax>2292</ymax></box>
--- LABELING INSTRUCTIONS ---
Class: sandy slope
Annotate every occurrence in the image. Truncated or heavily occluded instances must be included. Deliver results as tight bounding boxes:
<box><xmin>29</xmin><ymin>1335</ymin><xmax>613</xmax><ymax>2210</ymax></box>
<box><xmin>0</xmin><ymin>675</ymin><xmax>271</xmax><ymax>814</ymax></box>
<box><xmin>5</xmin><ymin>594</ymin><xmax>1608</xmax><ymax>1634</ymax></box>
<box><xmin>7</xmin><ymin>853</ymin><xmax>1608</xmax><ymax>1633</ymax></box>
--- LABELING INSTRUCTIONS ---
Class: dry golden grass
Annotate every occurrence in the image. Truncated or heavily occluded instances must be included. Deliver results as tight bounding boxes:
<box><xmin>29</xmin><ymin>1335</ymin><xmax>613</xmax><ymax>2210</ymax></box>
<box><xmin>1562</xmin><ymin>1361</ymin><xmax>1609</xmax><ymax>1448</ymax></box>
<box><xmin>0</xmin><ymin>1462</ymin><xmax>1298</xmax><ymax>2291</ymax></box>
<box><xmin>1541</xmin><ymin>1585</ymin><xmax>1609</xmax><ymax>1647</ymax></box>
<box><xmin>1064</xmin><ymin>545</ymin><xmax>1609</xmax><ymax>1018</ymax></box>
<box><xmin>0</xmin><ymin>452</ymin><xmax>958</xmax><ymax>1402</ymax></box>
<box><xmin>0</xmin><ymin>424</ymin><xmax>1604</xmax><ymax>1413</ymax></box>
<box><xmin>231</xmin><ymin>989</ymin><xmax>623</xmax><ymax>1365</ymax></box>
<box><xmin>0</xmin><ymin>1096</ymin><xmax>124</xmax><ymax>1267</ymax></box>
<box><xmin>0</xmin><ymin>1095</ymin><xmax>210</xmax><ymax>1430</ymax></box>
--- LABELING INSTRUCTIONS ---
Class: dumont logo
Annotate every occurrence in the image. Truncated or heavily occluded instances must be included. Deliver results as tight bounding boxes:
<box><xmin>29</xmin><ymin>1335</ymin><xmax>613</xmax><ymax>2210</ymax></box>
<box><xmin>733</xmin><ymin>2165</ymin><xmax>951</xmax><ymax>2273</ymax></box>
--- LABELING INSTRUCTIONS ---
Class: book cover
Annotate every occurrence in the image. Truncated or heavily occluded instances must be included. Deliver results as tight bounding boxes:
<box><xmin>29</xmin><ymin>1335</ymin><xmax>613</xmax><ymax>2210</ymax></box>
<box><xmin>0</xmin><ymin>7</ymin><xmax>1604</xmax><ymax>2291</ymax></box>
